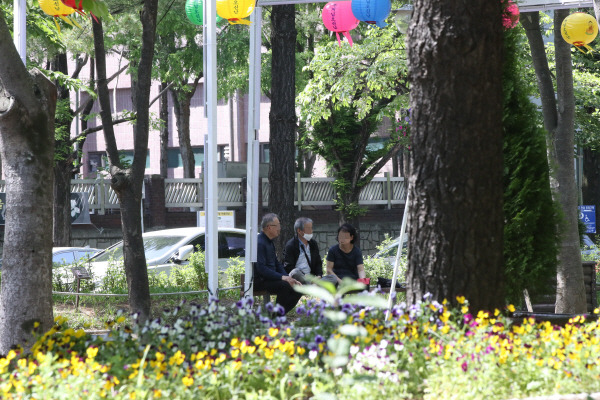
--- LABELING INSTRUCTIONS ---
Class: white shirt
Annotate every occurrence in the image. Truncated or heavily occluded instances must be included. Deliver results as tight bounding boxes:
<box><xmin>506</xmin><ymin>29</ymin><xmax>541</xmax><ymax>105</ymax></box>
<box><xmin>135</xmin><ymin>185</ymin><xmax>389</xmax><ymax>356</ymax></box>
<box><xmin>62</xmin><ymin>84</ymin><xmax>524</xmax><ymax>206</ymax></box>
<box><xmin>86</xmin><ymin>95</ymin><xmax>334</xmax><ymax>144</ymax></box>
<box><xmin>295</xmin><ymin>239</ymin><xmax>311</xmax><ymax>274</ymax></box>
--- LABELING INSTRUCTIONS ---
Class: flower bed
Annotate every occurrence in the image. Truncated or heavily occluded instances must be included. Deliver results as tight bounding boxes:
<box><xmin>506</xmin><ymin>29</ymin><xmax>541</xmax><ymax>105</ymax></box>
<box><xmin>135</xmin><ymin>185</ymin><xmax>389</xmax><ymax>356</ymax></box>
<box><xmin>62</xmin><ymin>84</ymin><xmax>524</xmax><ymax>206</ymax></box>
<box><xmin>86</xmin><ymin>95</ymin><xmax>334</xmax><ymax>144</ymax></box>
<box><xmin>1</xmin><ymin>294</ymin><xmax>600</xmax><ymax>399</ymax></box>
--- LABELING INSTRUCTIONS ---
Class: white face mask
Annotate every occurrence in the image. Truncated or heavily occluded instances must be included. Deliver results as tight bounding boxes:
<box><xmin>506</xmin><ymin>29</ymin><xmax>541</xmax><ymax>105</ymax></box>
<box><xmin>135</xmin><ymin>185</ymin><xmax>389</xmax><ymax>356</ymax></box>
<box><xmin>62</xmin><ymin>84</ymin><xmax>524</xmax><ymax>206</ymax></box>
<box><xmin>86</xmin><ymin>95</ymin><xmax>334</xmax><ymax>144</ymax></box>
<box><xmin>302</xmin><ymin>233</ymin><xmax>313</xmax><ymax>241</ymax></box>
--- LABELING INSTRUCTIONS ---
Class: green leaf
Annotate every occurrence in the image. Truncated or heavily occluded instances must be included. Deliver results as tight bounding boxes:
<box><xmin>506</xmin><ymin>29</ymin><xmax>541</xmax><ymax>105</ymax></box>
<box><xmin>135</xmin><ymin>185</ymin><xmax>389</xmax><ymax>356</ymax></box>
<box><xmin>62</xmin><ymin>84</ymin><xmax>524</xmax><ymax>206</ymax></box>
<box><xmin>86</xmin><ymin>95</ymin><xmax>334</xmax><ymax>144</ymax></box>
<box><xmin>293</xmin><ymin>284</ymin><xmax>335</xmax><ymax>304</ymax></box>
<box><xmin>343</xmin><ymin>294</ymin><xmax>388</xmax><ymax>309</ymax></box>
<box><xmin>322</xmin><ymin>310</ymin><xmax>347</xmax><ymax>322</ymax></box>
<box><xmin>337</xmin><ymin>324</ymin><xmax>367</xmax><ymax>337</ymax></box>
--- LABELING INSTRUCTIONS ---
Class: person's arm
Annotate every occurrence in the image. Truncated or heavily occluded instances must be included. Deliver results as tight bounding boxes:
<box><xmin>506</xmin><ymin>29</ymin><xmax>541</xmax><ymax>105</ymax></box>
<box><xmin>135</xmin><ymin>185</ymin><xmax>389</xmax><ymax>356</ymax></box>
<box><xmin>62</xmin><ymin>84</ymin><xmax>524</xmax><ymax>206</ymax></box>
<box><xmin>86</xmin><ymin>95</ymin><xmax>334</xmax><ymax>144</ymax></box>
<box><xmin>282</xmin><ymin>239</ymin><xmax>297</xmax><ymax>273</ymax></box>
<box><xmin>309</xmin><ymin>242</ymin><xmax>323</xmax><ymax>277</ymax></box>
<box><xmin>255</xmin><ymin>239</ymin><xmax>285</xmax><ymax>281</ymax></box>
<box><xmin>356</xmin><ymin>248</ymin><xmax>365</xmax><ymax>279</ymax></box>
<box><xmin>357</xmin><ymin>263</ymin><xmax>366</xmax><ymax>279</ymax></box>
<box><xmin>326</xmin><ymin>260</ymin><xmax>341</xmax><ymax>284</ymax></box>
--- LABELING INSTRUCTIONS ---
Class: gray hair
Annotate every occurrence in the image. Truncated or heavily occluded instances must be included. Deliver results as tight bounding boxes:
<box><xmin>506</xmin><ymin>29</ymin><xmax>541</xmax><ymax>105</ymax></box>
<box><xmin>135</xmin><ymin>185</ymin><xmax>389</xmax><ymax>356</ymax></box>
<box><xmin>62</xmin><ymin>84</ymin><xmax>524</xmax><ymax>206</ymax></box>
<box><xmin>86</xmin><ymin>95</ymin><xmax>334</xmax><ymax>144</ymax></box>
<box><xmin>294</xmin><ymin>217</ymin><xmax>313</xmax><ymax>232</ymax></box>
<box><xmin>261</xmin><ymin>213</ymin><xmax>279</xmax><ymax>230</ymax></box>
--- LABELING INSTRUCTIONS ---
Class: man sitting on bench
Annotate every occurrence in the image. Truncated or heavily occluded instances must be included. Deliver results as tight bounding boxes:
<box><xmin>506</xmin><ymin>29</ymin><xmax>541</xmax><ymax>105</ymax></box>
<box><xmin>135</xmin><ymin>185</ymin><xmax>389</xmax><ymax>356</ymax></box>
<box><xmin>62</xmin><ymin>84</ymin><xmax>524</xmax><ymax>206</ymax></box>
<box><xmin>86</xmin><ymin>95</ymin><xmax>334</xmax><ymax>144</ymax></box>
<box><xmin>254</xmin><ymin>213</ymin><xmax>303</xmax><ymax>315</ymax></box>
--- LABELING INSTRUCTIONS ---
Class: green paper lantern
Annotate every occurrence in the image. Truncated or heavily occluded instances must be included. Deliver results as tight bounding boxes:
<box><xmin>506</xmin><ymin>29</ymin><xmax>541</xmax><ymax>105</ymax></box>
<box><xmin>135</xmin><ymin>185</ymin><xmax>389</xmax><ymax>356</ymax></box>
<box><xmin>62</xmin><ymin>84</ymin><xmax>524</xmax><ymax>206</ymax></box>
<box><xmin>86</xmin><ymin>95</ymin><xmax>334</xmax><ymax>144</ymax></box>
<box><xmin>185</xmin><ymin>0</ymin><xmax>223</xmax><ymax>25</ymax></box>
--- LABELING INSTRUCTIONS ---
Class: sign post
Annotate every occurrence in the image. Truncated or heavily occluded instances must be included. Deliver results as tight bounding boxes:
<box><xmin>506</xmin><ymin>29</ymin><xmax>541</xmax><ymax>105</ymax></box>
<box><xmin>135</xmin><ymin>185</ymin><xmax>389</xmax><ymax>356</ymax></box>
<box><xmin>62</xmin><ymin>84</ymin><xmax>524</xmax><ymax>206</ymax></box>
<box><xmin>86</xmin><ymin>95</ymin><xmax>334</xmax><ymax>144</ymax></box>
<box><xmin>579</xmin><ymin>205</ymin><xmax>596</xmax><ymax>234</ymax></box>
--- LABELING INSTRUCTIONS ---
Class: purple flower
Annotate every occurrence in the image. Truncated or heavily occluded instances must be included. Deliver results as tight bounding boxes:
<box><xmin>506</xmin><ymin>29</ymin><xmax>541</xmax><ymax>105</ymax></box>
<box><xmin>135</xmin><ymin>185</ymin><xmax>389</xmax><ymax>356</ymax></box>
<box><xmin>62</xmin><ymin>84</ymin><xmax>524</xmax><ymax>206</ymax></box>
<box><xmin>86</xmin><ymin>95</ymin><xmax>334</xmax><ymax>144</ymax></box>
<box><xmin>314</xmin><ymin>335</ymin><xmax>325</xmax><ymax>344</ymax></box>
<box><xmin>461</xmin><ymin>361</ymin><xmax>468</xmax><ymax>372</ymax></box>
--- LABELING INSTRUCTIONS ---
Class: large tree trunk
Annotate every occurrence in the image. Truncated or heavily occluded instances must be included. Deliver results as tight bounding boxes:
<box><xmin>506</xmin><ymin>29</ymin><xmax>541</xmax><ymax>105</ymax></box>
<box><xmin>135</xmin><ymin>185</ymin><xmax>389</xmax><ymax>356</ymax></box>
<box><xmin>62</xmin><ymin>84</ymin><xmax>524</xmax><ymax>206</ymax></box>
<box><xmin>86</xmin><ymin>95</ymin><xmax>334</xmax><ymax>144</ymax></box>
<box><xmin>269</xmin><ymin>4</ymin><xmax>297</xmax><ymax>257</ymax></box>
<box><xmin>522</xmin><ymin>11</ymin><xmax>586</xmax><ymax>314</ymax></box>
<box><xmin>159</xmin><ymin>82</ymin><xmax>170</xmax><ymax>177</ymax></box>
<box><xmin>92</xmin><ymin>6</ymin><xmax>157</xmax><ymax>321</ymax></box>
<box><xmin>0</xmin><ymin>13</ymin><xmax>56</xmax><ymax>352</ymax></box>
<box><xmin>406</xmin><ymin>0</ymin><xmax>505</xmax><ymax>311</ymax></box>
<box><xmin>171</xmin><ymin>82</ymin><xmax>199</xmax><ymax>178</ymax></box>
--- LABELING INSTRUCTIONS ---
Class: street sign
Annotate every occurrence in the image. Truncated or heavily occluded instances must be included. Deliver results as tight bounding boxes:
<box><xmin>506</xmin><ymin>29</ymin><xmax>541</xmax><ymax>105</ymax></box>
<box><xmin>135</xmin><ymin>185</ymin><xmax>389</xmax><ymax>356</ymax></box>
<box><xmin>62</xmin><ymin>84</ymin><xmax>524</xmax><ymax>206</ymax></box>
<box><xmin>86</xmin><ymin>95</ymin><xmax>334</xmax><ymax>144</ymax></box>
<box><xmin>579</xmin><ymin>205</ymin><xmax>596</xmax><ymax>234</ymax></box>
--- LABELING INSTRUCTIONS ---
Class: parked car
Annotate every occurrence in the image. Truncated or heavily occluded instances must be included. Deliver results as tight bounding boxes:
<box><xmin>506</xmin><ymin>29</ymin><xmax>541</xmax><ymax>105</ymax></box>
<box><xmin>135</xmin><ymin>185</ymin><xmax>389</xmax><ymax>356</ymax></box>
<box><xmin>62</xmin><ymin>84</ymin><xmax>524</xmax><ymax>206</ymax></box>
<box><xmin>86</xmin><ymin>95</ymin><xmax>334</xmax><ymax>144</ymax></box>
<box><xmin>374</xmin><ymin>235</ymin><xmax>408</xmax><ymax>265</ymax></box>
<box><xmin>87</xmin><ymin>227</ymin><xmax>246</xmax><ymax>282</ymax></box>
<box><xmin>581</xmin><ymin>234</ymin><xmax>599</xmax><ymax>260</ymax></box>
<box><xmin>52</xmin><ymin>247</ymin><xmax>102</xmax><ymax>265</ymax></box>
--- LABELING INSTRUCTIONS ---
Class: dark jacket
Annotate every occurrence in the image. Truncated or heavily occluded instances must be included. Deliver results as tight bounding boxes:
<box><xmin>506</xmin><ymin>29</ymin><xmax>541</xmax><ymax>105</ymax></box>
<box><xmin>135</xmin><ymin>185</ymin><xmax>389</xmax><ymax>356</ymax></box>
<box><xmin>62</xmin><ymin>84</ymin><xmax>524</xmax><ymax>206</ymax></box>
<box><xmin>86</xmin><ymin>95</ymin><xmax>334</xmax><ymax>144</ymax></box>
<box><xmin>283</xmin><ymin>236</ymin><xmax>323</xmax><ymax>276</ymax></box>
<box><xmin>254</xmin><ymin>231</ymin><xmax>287</xmax><ymax>282</ymax></box>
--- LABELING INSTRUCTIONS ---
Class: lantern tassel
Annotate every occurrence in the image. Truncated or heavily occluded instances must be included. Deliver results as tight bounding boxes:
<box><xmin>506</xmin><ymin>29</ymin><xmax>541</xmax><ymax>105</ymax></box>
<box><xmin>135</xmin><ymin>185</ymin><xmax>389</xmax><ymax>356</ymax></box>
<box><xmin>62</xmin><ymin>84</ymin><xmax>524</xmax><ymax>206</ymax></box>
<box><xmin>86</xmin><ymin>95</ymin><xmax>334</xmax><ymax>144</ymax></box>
<box><xmin>228</xmin><ymin>18</ymin><xmax>251</xmax><ymax>25</ymax></box>
<box><xmin>575</xmin><ymin>44</ymin><xmax>594</xmax><ymax>54</ymax></box>
<box><xmin>342</xmin><ymin>31</ymin><xmax>353</xmax><ymax>47</ymax></box>
<box><xmin>335</xmin><ymin>32</ymin><xmax>342</xmax><ymax>47</ymax></box>
<box><xmin>54</xmin><ymin>17</ymin><xmax>61</xmax><ymax>33</ymax></box>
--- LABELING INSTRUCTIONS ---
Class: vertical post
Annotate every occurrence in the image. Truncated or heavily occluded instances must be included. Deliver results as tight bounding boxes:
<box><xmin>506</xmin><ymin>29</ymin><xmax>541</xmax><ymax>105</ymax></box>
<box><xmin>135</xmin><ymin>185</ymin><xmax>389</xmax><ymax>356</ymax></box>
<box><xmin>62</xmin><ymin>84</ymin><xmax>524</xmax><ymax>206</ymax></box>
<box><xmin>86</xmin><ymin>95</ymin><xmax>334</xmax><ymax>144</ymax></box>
<box><xmin>386</xmin><ymin>192</ymin><xmax>410</xmax><ymax>320</ymax></box>
<box><xmin>296</xmin><ymin>172</ymin><xmax>302</xmax><ymax>211</ymax></box>
<box><xmin>385</xmin><ymin>172</ymin><xmax>391</xmax><ymax>209</ymax></box>
<box><xmin>75</xmin><ymin>278</ymin><xmax>81</xmax><ymax>310</ymax></box>
<box><xmin>244</xmin><ymin>6</ymin><xmax>262</xmax><ymax>299</ymax></box>
<box><xmin>13</xmin><ymin>0</ymin><xmax>26</xmax><ymax>64</ymax></box>
<box><xmin>205</xmin><ymin>0</ymin><xmax>219</xmax><ymax>298</ymax></box>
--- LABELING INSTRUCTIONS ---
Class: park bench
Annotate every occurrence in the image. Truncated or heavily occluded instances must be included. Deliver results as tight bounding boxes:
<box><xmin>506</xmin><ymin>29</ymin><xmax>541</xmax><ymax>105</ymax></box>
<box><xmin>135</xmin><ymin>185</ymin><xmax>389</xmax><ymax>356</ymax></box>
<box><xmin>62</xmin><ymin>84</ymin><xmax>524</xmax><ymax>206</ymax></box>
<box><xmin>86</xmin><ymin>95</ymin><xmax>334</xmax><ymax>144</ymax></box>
<box><xmin>239</xmin><ymin>272</ymin><xmax>407</xmax><ymax>305</ymax></box>
<box><xmin>239</xmin><ymin>273</ymin><xmax>271</xmax><ymax>305</ymax></box>
<box><xmin>523</xmin><ymin>260</ymin><xmax>597</xmax><ymax>313</ymax></box>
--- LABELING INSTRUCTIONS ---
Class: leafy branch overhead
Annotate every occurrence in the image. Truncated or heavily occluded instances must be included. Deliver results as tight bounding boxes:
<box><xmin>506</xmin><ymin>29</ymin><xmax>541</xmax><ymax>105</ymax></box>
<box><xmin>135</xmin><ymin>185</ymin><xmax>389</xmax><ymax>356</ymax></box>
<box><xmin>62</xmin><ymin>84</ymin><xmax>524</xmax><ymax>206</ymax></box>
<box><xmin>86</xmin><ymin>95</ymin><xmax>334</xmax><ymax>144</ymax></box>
<box><xmin>298</xmin><ymin>24</ymin><xmax>409</xmax><ymax>126</ymax></box>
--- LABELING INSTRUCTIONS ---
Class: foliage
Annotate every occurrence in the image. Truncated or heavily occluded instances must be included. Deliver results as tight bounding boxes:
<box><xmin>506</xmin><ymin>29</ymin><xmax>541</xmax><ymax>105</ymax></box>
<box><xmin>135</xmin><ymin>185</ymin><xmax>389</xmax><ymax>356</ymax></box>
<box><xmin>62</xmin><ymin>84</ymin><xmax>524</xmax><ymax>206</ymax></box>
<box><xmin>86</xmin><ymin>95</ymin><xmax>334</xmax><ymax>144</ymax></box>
<box><xmin>363</xmin><ymin>235</ymin><xmax>406</xmax><ymax>281</ymax></box>
<box><xmin>297</xmin><ymin>23</ymin><xmax>408</xmax><ymax>221</ymax></box>
<box><xmin>186</xmin><ymin>248</ymin><xmax>208</xmax><ymax>289</ymax></box>
<box><xmin>503</xmin><ymin>25</ymin><xmax>559</xmax><ymax>305</ymax></box>
<box><xmin>5</xmin><ymin>295</ymin><xmax>600</xmax><ymax>399</ymax></box>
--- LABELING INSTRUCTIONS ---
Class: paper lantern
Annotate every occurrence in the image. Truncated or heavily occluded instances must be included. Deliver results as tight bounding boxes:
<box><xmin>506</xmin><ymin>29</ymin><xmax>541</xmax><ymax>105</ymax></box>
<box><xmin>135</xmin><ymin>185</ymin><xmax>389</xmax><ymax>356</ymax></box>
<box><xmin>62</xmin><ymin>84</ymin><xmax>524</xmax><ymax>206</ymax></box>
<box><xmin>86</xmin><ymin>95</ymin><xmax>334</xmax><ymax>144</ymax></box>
<box><xmin>322</xmin><ymin>1</ymin><xmax>360</xmax><ymax>47</ymax></box>
<box><xmin>216</xmin><ymin>0</ymin><xmax>255</xmax><ymax>25</ymax></box>
<box><xmin>60</xmin><ymin>0</ymin><xmax>84</xmax><ymax>12</ymax></box>
<box><xmin>351</xmin><ymin>0</ymin><xmax>390</xmax><ymax>28</ymax></box>
<box><xmin>561</xmin><ymin>12</ymin><xmax>598</xmax><ymax>53</ymax></box>
<box><xmin>39</xmin><ymin>0</ymin><xmax>80</xmax><ymax>32</ymax></box>
<box><xmin>502</xmin><ymin>1</ymin><xmax>519</xmax><ymax>30</ymax></box>
<box><xmin>185</xmin><ymin>0</ymin><xmax>223</xmax><ymax>25</ymax></box>
<box><xmin>39</xmin><ymin>0</ymin><xmax>74</xmax><ymax>16</ymax></box>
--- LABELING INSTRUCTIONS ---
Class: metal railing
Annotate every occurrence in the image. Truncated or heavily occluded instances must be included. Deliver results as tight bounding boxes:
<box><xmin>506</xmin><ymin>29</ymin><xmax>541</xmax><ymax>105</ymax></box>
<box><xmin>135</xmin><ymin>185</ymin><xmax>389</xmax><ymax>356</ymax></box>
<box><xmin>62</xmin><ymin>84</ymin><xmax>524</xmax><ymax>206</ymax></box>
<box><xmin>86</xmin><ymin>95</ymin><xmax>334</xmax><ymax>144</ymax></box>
<box><xmin>0</xmin><ymin>175</ymin><xmax>406</xmax><ymax>211</ymax></box>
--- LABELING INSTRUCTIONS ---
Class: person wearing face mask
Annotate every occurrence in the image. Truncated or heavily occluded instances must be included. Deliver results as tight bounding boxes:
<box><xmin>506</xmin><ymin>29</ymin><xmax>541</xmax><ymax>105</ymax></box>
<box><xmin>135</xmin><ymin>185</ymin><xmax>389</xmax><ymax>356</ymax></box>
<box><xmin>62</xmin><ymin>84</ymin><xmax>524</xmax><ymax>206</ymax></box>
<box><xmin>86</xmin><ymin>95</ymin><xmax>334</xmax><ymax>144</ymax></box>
<box><xmin>283</xmin><ymin>217</ymin><xmax>323</xmax><ymax>284</ymax></box>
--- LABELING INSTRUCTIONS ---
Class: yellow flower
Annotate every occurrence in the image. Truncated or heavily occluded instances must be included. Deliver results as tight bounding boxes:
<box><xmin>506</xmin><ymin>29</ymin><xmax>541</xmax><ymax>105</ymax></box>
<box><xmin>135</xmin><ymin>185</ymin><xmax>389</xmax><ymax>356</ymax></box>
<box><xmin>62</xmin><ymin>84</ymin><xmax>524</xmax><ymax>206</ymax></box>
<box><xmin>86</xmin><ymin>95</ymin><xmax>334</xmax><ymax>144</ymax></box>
<box><xmin>153</xmin><ymin>389</ymin><xmax>162</xmax><ymax>398</ymax></box>
<box><xmin>87</xmin><ymin>347</ymin><xmax>99</xmax><ymax>359</ymax></box>
<box><xmin>507</xmin><ymin>304</ymin><xmax>516</xmax><ymax>312</ymax></box>
<box><xmin>182</xmin><ymin>376</ymin><xmax>194</xmax><ymax>387</ymax></box>
<box><xmin>129</xmin><ymin>392</ymin><xmax>136</xmax><ymax>399</ymax></box>
<box><xmin>116</xmin><ymin>316</ymin><xmax>126</xmax><ymax>324</ymax></box>
<box><xmin>269</xmin><ymin>327</ymin><xmax>279</xmax><ymax>337</ymax></box>
<box><xmin>456</xmin><ymin>296</ymin><xmax>466</xmax><ymax>304</ymax></box>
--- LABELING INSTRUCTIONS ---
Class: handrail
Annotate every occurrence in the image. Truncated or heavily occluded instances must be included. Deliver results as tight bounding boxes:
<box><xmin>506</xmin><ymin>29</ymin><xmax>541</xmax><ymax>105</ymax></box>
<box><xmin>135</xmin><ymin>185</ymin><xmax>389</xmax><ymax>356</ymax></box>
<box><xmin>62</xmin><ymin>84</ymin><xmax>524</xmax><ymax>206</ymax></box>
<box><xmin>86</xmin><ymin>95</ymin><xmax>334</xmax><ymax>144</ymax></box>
<box><xmin>0</xmin><ymin>176</ymin><xmax>407</xmax><ymax>211</ymax></box>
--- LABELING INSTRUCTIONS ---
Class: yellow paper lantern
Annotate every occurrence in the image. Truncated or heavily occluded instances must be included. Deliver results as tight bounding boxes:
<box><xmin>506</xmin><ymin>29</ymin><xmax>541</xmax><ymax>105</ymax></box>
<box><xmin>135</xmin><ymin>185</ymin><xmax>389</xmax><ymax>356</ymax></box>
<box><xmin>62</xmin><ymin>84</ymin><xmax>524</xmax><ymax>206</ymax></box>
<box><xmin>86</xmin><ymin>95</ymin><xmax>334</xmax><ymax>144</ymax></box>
<box><xmin>38</xmin><ymin>0</ymin><xmax>81</xmax><ymax>32</ymax></box>
<box><xmin>216</xmin><ymin>0</ymin><xmax>255</xmax><ymax>25</ymax></box>
<box><xmin>561</xmin><ymin>12</ymin><xmax>598</xmax><ymax>53</ymax></box>
<box><xmin>38</xmin><ymin>0</ymin><xmax>75</xmax><ymax>17</ymax></box>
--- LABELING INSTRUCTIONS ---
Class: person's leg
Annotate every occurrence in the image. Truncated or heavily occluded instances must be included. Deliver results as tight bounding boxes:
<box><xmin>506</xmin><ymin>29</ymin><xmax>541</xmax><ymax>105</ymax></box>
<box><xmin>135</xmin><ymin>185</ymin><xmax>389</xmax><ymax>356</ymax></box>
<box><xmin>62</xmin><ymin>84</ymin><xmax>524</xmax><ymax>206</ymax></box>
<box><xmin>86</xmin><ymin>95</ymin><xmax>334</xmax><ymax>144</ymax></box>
<box><xmin>289</xmin><ymin>268</ymin><xmax>306</xmax><ymax>284</ymax></box>
<box><xmin>321</xmin><ymin>275</ymin><xmax>338</xmax><ymax>285</ymax></box>
<box><xmin>255</xmin><ymin>280</ymin><xmax>302</xmax><ymax>314</ymax></box>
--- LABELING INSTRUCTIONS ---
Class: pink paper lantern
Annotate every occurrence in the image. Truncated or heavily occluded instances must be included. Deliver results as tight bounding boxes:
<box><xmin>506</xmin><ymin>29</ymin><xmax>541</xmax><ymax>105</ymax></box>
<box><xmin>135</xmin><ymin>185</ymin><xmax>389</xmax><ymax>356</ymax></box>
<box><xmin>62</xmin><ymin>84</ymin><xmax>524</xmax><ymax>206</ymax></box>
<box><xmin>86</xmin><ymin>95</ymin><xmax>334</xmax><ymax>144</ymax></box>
<box><xmin>502</xmin><ymin>1</ymin><xmax>520</xmax><ymax>30</ymax></box>
<box><xmin>322</xmin><ymin>1</ymin><xmax>360</xmax><ymax>47</ymax></box>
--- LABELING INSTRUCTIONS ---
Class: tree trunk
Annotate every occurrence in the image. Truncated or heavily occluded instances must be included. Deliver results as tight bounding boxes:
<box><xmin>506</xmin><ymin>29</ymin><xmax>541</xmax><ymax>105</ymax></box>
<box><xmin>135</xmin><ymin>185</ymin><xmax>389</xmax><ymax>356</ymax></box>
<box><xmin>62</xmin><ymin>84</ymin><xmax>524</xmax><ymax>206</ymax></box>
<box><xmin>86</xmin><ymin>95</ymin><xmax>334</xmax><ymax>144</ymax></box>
<box><xmin>406</xmin><ymin>0</ymin><xmax>505</xmax><ymax>311</ymax></box>
<box><xmin>269</xmin><ymin>4</ymin><xmax>297</xmax><ymax>257</ymax></box>
<box><xmin>92</xmin><ymin>8</ymin><xmax>157</xmax><ymax>321</ymax></box>
<box><xmin>52</xmin><ymin>53</ymin><xmax>74</xmax><ymax>247</ymax></box>
<box><xmin>159</xmin><ymin>82</ymin><xmax>169</xmax><ymax>177</ymax></box>
<box><xmin>0</xmin><ymin>11</ymin><xmax>56</xmax><ymax>351</ymax></box>
<box><xmin>522</xmin><ymin>11</ymin><xmax>586</xmax><ymax>314</ymax></box>
<box><xmin>171</xmin><ymin>85</ymin><xmax>197</xmax><ymax>178</ymax></box>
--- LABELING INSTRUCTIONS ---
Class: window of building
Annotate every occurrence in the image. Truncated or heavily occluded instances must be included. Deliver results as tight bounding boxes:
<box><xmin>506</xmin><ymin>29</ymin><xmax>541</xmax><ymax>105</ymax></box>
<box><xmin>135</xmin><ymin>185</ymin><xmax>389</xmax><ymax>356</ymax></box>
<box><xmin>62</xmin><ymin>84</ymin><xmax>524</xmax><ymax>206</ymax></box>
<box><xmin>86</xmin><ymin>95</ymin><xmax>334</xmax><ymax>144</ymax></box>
<box><xmin>121</xmin><ymin>150</ymin><xmax>151</xmax><ymax>168</ymax></box>
<box><xmin>260</xmin><ymin>143</ymin><xmax>269</xmax><ymax>163</ymax></box>
<box><xmin>168</xmin><ymin>147</ymin><xmax>204</xmax><ymax>168</ymax></box>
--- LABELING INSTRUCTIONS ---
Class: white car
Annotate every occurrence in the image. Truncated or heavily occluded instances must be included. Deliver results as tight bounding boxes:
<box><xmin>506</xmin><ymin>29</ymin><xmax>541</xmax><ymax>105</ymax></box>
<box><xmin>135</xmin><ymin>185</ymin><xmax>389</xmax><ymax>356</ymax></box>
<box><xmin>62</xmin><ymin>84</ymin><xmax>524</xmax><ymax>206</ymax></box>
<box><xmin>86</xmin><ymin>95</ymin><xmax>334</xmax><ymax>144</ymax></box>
<box><xmin>52</xmin><ymin>247</ymin><xmax>102</xmax><ymax>265</ymax></box>
<box><xmin>87</xmin><ymin>227</ymin><xmax>246</xmax><ymax>281</ymax></box>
